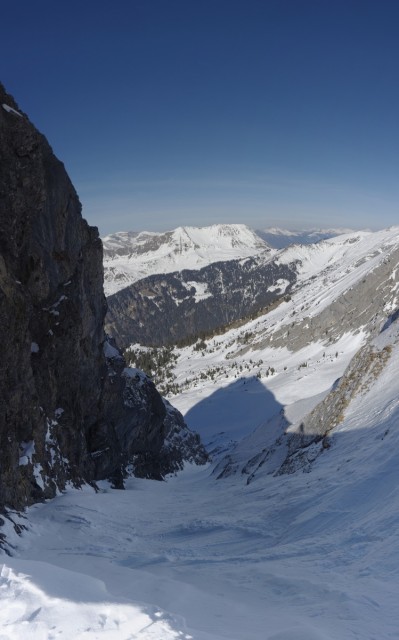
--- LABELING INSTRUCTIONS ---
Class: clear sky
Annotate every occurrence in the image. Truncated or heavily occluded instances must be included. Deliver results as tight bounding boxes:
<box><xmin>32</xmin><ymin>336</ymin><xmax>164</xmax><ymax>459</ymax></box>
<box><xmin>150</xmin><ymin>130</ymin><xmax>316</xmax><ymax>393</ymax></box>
<box><xmin>2</xmin><ymin>0</ymin><xmax>399</xmax><ymax>235</ymax></box>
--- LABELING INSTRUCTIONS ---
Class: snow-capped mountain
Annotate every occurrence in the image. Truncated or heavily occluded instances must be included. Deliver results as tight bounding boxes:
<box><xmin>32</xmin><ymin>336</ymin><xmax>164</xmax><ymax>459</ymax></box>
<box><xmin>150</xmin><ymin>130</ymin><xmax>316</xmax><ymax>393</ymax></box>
<box><xmin>256</xmin><ymin>226</ymin><xmax>354</xmax><ymax>249</ymax></box>
<box><xmin>102</xmin><ymin>223</ymin><xmax>270</xmax><ymax>295</ymax></box>
<box><xmin>110</xmin><ymin>225</ymin><xmax>399</xmax><ymax>484</ymax></box>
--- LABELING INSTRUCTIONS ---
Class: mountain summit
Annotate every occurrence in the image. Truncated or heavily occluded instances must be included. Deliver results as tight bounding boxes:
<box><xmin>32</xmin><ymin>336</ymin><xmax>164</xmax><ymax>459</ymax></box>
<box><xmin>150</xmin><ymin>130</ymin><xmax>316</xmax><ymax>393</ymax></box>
<box><xmin>102</xmin><ymin>223</ymin><xmax>270</xmax><ymax>295</ymax></box>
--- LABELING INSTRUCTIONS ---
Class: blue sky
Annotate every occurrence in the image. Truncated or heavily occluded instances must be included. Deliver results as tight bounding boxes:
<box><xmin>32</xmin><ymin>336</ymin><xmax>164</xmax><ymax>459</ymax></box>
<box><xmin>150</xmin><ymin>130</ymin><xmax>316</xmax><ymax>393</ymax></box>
<box><xmin>2</xmin><ymin>0</ymin><xmax>399</xmax><ymax>235</ymax></box>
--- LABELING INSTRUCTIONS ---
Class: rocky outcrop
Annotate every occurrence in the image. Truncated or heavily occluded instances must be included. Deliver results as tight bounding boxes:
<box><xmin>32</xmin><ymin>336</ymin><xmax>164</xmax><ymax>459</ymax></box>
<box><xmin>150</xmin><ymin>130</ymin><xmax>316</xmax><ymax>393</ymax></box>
<box><xmin>159</xmin><ymin>398</ymin><xmax>208</xmax><ymax>475</ymax></box>
<box><xmin>274</xmin><ymin>335</ymin><xmax>395</xmax><ymax>476</ymax></box>
<box><xmin>0</xmin><ymin>83</ymin><xmax>206</xmax><ymax>516</ymax></box>
<box><xmin>95</xmin><ymin>340</ymin><xmax>207</xmax><ymax>481</ymax></box>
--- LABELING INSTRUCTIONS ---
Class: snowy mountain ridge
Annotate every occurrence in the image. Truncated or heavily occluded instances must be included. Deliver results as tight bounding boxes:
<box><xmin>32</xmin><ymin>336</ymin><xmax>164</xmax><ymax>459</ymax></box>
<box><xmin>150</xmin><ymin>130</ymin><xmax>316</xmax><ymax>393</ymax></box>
<box><xmin>102</xmin><ymin>223</ymin><xmax>270</xmax><ymax>295</ymax></box>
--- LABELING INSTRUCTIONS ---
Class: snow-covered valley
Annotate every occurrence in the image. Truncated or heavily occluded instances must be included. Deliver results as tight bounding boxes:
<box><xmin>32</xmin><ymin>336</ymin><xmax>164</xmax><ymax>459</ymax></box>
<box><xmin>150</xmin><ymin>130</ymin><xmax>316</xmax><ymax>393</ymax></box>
<box><xmin>2</xmin><ymin>320</ymin><xmax>399</xmax><ymax>639</ymax></box>
<box><xmin>2</xmin><ymin>226</ymin><xmax>399</xmax><ymax>639</ymax></box>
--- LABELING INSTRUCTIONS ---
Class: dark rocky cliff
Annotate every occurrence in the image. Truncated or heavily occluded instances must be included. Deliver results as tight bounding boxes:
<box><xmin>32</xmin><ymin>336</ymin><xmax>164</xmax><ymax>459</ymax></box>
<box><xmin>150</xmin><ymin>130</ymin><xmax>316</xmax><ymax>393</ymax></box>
<box><xmin>0</xmin><ymin>83</ymin><xmax>206</xmax><ymax>517</ymax></box>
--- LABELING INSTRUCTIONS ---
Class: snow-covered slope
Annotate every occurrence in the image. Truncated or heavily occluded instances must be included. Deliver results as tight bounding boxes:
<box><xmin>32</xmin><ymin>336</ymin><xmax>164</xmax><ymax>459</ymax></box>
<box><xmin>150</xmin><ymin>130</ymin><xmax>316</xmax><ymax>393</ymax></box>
<box><xmin>3</xmin><ymin>227</ymin><xmax>399</xmax><ymax>639</ymax></box>
<box><xmin>169</xmin><ymin>228</ymin><xmax>399</xmax><ymax>436</ymax></box>
<box><xmin>102</xmin><ymin>224</ymin><xmax>271</xmax><ymax>295</ymax></box>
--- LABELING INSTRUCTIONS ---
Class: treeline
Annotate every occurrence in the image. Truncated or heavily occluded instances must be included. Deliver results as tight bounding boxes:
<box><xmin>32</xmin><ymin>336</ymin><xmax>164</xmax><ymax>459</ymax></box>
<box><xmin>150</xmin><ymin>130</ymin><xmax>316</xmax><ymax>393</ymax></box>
<box><xmin>124</xmin><ymin>346</ymin><xmax>179</xmax><ymax>395</ymax></box>
<box><xmin>173</xmin><ymin>296</ymin><xmax>287</xmax><ymax>350</ymax></box>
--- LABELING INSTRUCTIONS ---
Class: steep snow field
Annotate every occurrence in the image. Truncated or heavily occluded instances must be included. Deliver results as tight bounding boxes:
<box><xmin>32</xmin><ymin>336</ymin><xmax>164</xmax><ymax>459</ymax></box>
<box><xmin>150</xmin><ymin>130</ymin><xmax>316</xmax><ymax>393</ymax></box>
<box><xmin>2</xmin><ymin>227</ymin><xmax>399</xmax><ymax>639</ymax></box>
<box><xmin>103</xmin><ymin>224</ymin><xmax>269</xmax><ymax>295</ymax></box>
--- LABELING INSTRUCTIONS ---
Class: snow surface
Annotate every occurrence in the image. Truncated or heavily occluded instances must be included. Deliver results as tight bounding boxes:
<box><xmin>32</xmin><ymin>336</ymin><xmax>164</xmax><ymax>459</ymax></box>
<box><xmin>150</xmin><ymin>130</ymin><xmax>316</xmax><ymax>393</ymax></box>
<box><xmin>3</xmin><ymin>227</ymin><xmax>399</xmax><ymax>638</ymax></box>
<box><xmin>2</xmin><ymin>103</ymin><xmax>23</xmax><ymax>117</ymax></box>
<box><xmin>182</xmin><ymin>281</ymin><xmax>212</xmax><ymax>303</ymax></box>
<box><xmin>18</xmin><ymin>441</ymin><xmax>35</xmax><ymax>467</ymax></box>
<box><xmin>255</xmin><ymin>227</ymin><xmax>399</xmax><ymax>334</ymax></box>
<box><xmin>103</xmin><ymin>340</ymin><xmax>122</xmax><ymax>360</ymax></box>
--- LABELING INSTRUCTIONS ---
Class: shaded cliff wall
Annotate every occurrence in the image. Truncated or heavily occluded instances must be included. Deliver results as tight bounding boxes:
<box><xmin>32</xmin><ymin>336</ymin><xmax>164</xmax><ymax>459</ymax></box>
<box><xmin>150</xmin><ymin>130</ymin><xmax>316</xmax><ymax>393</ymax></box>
<box><xmin>0</xmin><ymin>84</ymin><xmax>206</xmax><ymax>513</ymax></box>
<box><xmin>0</xmin><ymin>83</ymin><xmax>109</xmax><ymax>509</ymax></box>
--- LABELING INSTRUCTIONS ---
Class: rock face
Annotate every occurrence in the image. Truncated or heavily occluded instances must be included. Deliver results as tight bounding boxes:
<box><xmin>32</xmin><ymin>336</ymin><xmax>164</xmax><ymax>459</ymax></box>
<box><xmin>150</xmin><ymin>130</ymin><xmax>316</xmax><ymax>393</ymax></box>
<box><xmin>96</xmin><ymin>341</ymin><xmax>207</xmax><ymax>482</ymax></box>
<box><xmin>0</xmin><ymin>83</ymin><xmax>206</xmax><ymax>515</ymax></box>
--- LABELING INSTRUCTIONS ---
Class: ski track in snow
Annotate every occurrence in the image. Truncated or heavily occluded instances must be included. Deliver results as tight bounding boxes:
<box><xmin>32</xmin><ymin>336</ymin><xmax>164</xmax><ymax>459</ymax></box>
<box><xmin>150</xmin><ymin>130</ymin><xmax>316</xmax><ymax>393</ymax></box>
<box><xmin>2</xmin><ymin>228</ymin><xmax>399</xmax><ymax>639</ymax></box>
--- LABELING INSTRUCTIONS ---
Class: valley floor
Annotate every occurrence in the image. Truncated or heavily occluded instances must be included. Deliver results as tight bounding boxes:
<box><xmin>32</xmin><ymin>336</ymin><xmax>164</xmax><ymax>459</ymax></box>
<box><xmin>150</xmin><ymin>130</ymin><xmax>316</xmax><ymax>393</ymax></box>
<box><xmin>2</xmin><ymin>383</ymin><xmax>399</xmax><ymax>640</ymax></box>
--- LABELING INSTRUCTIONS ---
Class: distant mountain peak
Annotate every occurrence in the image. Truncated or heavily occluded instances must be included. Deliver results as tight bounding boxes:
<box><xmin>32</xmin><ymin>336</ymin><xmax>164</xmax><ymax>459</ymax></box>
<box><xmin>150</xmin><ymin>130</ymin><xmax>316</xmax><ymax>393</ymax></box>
<box><xmin>102</xmin><ymin>223</ymin><xmax>271</xmax><ymax>296</ymax></box>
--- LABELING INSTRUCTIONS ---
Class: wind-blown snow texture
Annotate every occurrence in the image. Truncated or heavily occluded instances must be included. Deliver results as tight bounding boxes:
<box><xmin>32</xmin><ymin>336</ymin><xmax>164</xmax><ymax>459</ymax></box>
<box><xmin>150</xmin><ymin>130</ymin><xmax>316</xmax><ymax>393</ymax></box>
<box><xmin>2</xmin><ymin>227</ymin><xmax>399</xmax><ymax>639</ymax></box>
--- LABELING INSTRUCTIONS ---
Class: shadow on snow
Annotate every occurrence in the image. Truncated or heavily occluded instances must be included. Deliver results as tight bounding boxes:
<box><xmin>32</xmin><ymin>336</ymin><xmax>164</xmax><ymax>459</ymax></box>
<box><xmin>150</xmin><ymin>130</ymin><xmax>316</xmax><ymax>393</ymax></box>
<box><xmin>183</xmin><ymin>376</ymin><xmax>288</xmax><ymax>460</ymax></box>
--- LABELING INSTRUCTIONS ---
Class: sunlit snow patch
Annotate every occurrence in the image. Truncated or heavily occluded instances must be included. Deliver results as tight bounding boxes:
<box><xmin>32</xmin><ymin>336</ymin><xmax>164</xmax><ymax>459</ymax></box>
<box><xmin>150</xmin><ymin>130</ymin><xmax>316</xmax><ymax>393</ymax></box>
<box><xmin>0</xmin><ymin>561</ymin><xmax>189</xmax><ymax>640</ymax></box>
<box><xmin>2</xmin><ymin>103</ymin><xmax>23</xmax><ymax>117</ymax></box>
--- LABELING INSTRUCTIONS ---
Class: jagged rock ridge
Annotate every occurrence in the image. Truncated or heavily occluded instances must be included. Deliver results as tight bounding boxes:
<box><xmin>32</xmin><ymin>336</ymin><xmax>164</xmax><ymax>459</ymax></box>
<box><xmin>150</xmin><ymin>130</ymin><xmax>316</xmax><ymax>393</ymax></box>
<box><xmin>0</xmin><ymin>83</ymin><xmax>206</xmax><ymax>516</ymax></box>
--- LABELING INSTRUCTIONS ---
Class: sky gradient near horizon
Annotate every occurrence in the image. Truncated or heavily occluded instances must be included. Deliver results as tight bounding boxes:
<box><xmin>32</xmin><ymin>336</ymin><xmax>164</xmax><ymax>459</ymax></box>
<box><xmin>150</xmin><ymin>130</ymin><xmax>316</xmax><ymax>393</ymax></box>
<box><xmin>2</xmin><ymin>0</ymin><xmax>399</xmax><ymax>235</ymax></box>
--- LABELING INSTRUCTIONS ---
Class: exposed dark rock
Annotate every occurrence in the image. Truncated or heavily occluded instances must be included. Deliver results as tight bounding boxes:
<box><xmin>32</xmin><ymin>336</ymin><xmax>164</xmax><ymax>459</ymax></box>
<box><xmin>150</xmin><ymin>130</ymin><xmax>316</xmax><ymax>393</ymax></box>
<box><xmin>95</xmin><ymin>339</ymin><xmax>207</xmax><ymax>482</ymax></box>
<box><xmin>159</xmin><ymin>398</ymin><xmax>208</xmax><ymax>475</ymax></box>
<box><xmin>0</xmin><ymin>83</ymin><xmax>206</xmax><ymax>516</ymax></box>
